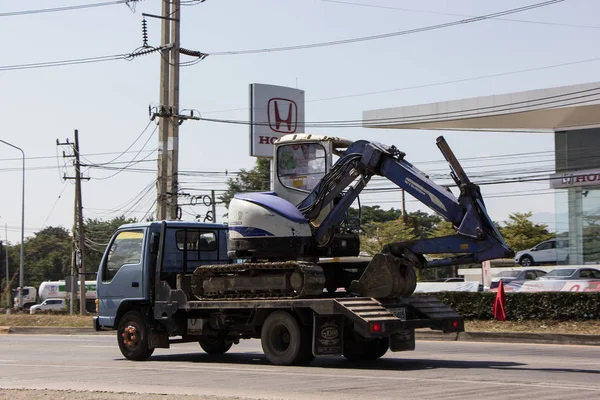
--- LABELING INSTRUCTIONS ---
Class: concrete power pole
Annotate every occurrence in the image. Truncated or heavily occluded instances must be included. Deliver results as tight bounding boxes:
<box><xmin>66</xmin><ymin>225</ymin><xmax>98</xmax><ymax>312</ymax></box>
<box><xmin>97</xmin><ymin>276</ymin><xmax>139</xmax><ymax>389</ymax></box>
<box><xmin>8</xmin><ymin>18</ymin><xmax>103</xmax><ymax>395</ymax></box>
<box><xmin>167</xmin><ymin>0</ymin><xmax>181</xmax><ymax>221</ymax></box>
<box><xmin>157</xmin><ymin>0</ymin><xmax>172</xmax><ymax>220</ymax></box>
<box><xmin>73</xmin><ymin>130</ymin><xmax>87</xmax><ymax>314</ymax></box>
<box><xmin>58</xmin><ymin>131</ymin><xmax>89</xmax><ymax>314</ymax></box>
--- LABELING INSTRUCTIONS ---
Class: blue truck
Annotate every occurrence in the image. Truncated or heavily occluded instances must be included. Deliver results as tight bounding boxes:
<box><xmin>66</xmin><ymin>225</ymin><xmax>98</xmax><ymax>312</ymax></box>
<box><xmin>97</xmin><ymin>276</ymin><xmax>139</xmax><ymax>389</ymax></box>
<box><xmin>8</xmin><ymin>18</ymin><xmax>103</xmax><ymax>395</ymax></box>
<box><xmin>95</xmin><ymin>134</ymin><xmax>512</xmax><ymax>365</ymax></box>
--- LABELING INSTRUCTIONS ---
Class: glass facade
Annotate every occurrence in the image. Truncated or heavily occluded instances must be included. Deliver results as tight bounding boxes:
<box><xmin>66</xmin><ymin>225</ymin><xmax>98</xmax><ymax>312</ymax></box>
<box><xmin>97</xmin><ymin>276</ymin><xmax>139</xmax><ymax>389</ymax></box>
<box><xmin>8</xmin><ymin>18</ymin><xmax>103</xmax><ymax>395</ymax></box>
<box><xmin>554</xmin><ymin>128</ymin><xmax>600</xmax><ymax>265</ymax></box>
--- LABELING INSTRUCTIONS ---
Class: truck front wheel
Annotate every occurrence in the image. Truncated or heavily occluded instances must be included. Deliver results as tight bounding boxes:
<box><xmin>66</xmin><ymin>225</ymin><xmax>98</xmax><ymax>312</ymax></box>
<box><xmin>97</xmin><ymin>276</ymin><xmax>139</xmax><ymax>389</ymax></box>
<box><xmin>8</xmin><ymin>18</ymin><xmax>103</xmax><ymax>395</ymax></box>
<box><xmin>199</xmin><ymin>336</ymin><xmax>233</xmax><ymax>355</ymax></box>
<box><xmin>343</xmin><ymin>333</ymin><xmax>389</xmax><ymax>361</ymax></box>
<box><xmin>261</xmin><ymin>311</ymin><xmax>313</xmax><ymax>366</ymax></box>
<box><xmin>117</xmin><ymin>310</ymin><xmax>155</xmax><ymax>361</ymax></box>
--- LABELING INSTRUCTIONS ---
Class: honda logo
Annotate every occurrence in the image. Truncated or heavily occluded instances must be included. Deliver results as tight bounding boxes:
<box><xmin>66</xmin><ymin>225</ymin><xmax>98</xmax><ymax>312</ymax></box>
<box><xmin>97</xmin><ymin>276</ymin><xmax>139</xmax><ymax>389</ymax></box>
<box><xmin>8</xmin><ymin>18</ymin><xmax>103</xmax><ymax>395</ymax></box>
<box><xmin>562</xmin><ymin>174</ymin><xmax>573</xmax><ymax>185</ymax></box>
<box><xmin>268</xmin><ymin>98</ymin><xmax>298</xmax><ymax>134</ymax></box>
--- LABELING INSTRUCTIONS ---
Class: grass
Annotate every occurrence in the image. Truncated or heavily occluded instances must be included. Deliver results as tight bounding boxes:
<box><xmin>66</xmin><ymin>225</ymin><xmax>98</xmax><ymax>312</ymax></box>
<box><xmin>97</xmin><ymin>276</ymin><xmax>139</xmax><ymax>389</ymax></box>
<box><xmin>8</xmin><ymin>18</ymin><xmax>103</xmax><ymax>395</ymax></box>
<box><xmin>0</xmin><ymin>314</ymin><xmax>92</xmax><ymax>328</ymax></box>
<box><xmin>0</xmin><ymin>314</ymin><xmax>599</xmax><ymax>335</ymax></box>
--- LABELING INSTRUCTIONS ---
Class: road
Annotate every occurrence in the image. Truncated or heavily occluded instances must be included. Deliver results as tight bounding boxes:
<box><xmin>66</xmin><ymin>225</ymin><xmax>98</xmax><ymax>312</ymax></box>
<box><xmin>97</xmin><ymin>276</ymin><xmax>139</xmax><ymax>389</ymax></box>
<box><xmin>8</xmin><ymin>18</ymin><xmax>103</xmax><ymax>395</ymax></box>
<box><xmin>0</xmin><ymin>334</ymin><xmax>599</xmax><ymax>399</ymax></box>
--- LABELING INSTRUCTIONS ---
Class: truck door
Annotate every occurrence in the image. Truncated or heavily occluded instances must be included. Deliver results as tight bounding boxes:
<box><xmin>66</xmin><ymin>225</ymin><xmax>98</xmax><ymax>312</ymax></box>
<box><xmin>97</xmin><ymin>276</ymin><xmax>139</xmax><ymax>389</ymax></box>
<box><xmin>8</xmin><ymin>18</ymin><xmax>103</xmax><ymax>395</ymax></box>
<box><xmin>97</xmin><ymin>229</ymin><xmax>146</xmax><ymax>327</ymax></box>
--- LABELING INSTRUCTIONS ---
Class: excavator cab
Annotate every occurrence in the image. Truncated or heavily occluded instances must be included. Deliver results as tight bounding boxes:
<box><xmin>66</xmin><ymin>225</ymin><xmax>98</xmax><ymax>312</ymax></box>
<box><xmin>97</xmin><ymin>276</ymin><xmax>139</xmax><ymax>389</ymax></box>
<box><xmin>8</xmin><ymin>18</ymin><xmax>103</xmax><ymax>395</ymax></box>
<box><xmin>227</xmin><ymin>134</ymin><xmax>361</xmax><ymax>261</ymax></box>
<box><xmin>273</xmin><ymin>134</ymin><xmax>352</xmax><ymax>211</ymax></box>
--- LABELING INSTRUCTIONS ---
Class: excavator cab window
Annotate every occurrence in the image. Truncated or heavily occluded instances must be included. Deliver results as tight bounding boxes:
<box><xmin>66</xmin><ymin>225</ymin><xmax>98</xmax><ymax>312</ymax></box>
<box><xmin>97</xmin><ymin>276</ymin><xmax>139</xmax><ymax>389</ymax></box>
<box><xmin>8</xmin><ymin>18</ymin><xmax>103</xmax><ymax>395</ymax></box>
<box><xmin>277</xmin><ymin>142</ymin><xmax>326</xmax><ymax>192</ymax></box>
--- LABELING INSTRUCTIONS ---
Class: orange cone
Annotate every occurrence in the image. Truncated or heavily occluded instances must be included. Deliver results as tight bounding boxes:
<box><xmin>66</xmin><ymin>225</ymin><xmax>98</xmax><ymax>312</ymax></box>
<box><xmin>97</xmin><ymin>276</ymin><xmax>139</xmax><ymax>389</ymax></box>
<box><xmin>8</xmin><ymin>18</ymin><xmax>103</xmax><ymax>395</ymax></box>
<box><xmin>492</xmin><ymin>279</ymin><xmax>507</xmax><ymax>321</ymax></box>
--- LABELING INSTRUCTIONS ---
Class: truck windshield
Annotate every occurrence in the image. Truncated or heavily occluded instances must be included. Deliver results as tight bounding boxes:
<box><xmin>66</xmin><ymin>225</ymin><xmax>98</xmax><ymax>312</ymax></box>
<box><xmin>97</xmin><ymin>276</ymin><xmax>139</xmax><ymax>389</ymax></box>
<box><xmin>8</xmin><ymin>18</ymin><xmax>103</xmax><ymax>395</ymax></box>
<box><xmin>103</xmin><ymin>230</ymin><xmax>144</xmax><ymax>282</ymax></box>
<box><xmin>277</xmin><ymin>143</ymin><xmax>326</xmax><ymax>192</ymax></box>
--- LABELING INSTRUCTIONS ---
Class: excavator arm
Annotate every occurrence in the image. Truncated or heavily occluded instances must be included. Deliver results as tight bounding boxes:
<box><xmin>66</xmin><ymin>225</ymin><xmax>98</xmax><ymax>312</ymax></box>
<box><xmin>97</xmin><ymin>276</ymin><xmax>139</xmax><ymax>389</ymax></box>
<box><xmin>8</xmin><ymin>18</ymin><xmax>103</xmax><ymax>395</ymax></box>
<box><xmin>297</xmin><ymin>136</ymin><xmax>513</xmax><ymax>268</ymax></box>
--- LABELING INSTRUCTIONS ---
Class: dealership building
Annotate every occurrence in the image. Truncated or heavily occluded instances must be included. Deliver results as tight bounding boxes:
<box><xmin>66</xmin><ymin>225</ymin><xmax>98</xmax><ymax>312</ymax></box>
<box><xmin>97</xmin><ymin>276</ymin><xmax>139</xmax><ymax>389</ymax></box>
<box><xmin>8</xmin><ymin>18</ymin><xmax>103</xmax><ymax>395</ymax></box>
<box><xmin>363</xmin><ymin>81</ymin><xmax>600</xmax><ymax>265</ymax></box>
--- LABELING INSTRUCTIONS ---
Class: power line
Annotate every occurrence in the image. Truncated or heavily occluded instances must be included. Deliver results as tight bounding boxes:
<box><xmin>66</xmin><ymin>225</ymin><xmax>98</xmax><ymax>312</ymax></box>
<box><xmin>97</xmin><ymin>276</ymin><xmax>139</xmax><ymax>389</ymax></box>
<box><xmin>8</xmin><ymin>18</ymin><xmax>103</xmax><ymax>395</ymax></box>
<box><xmin>196</xmin><ymin>86</ymin><xmax>600</xmax><ymax>128</ymax></box>
<box><xmin>181</xmin><ymin>56</ymin><xmax>600</xmax><ymax>116</ymax></box>
<box><xmin>0</xmin><ymin>1</ymin><xmax>135</xmax><ymax>17</ymax></box>
<box><xmin>0</xmin><ymin>149</ymin><xmax>156</xmax><ymax>163</ymax></box>
<box><xmin>80</xmin><ymin>120</ymin><xmax>155</xmax><ymax>166</ymax></box>
<box><xmin>0</xmin><ymin>54</ymin><xmax>129</xmax><ymax>71</ymax></box>
<box><xmin>208</xmin><ymin>0</ymin><xmax>565</xmax><ymax>55</ymax></box>
<box><xmin>321</xmin><ymin>0</ymin><xmax>599</xmax><ymax>30</ymax></box>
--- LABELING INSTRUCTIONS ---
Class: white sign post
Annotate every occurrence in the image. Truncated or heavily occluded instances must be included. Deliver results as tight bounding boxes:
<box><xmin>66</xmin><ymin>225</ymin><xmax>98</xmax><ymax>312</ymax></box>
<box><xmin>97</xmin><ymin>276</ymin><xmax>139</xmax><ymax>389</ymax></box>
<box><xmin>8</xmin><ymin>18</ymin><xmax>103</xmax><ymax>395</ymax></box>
<box><xmin>481</xmin><ymin>260</ymin><xmax>492</xmax><ymax>288</ymax></box>
<box><xmin>250</xmin><ymin>83</ymin><xmax>305</xmax><ymax>158</ymax></box>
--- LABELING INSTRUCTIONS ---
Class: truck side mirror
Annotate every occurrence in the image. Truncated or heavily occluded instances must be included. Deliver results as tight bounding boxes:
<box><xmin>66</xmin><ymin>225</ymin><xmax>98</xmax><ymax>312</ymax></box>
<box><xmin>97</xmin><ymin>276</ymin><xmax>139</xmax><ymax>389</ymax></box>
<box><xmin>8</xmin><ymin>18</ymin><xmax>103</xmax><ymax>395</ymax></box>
<box><xmin>150</xmin><ymin>232</ymin><xmax>160</xmax><ymax>254</ymax></box>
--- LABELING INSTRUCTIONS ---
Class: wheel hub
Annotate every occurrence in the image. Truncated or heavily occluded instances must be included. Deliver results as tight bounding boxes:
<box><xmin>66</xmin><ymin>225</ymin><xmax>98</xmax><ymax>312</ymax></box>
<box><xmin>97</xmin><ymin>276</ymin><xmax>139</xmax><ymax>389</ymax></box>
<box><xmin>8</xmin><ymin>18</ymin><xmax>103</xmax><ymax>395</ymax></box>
<box><xmin>122</xmin><ymin>324</ymin><xmax>139</xmax><ymax>348</ymax></box>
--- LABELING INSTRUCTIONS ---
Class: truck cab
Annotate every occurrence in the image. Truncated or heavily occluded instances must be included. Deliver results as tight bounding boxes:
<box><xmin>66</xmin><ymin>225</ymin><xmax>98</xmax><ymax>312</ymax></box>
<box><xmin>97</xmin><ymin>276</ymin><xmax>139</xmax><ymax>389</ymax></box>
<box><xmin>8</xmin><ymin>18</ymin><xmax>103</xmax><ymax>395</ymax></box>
<box><xmin>96</xmin><ymin>221</ymin><xmax>228</xmax><ymax>328</ymax></box>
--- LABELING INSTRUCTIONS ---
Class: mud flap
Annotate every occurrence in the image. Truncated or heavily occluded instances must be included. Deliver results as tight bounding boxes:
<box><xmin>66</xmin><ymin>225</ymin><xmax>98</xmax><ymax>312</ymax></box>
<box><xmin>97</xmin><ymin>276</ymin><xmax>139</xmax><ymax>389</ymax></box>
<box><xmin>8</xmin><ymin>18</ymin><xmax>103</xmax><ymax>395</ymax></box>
<box><xmin>351</xmin><ymin>253</ymin><xmax>418</xmax><ymax>298</ymax></box>
<box><xmin>312</xmin><ymin>315</ymin><xmax>344</xmax><ymax>356</ymax></box>
<box><xmin>150</xmin><ymin>330</ymin><xmax>169</xmax><ymax>349</ymax></box>
<box><xmin>389</xmin><ymin>329</ymin><xmax>415</xmax><ymax>352</ymax></box>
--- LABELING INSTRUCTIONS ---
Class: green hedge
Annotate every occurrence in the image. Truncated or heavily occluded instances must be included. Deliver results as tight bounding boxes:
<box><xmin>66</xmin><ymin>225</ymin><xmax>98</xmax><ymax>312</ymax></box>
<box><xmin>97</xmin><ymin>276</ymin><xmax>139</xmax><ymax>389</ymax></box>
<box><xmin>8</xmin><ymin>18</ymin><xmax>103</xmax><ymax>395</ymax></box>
<box><xmin>420</xmin><ymin>292</ymin><xmax>600</xmax><ymax>321</ymax></box>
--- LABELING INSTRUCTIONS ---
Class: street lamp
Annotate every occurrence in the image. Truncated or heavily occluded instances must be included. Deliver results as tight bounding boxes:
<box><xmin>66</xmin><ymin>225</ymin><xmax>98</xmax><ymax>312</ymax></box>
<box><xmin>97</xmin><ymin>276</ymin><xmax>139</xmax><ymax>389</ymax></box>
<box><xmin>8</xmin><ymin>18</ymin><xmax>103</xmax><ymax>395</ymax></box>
<box><xmin>0</xmin><ymin>139</ymin><xmax>25</xmax><ymax>312</ymax></box>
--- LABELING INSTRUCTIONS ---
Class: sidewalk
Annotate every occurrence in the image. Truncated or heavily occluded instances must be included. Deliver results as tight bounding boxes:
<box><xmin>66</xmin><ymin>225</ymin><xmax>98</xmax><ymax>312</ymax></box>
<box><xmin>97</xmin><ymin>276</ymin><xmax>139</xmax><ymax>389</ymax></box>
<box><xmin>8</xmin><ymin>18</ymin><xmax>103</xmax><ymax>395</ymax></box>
<box><xmin>2</xmin><ymin>326</ymin><xmax>600</xmax><ymax>346</ymax></box>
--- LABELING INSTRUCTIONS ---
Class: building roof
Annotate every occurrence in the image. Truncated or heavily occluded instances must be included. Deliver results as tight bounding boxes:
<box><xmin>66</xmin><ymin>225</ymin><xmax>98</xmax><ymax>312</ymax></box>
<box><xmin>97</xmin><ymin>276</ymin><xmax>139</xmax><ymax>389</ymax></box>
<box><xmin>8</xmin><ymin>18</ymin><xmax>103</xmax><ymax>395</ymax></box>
<box><xmin>363</xmin><ymin>82</ymin><xmax>600</xmax><ymax>132</ymax></box>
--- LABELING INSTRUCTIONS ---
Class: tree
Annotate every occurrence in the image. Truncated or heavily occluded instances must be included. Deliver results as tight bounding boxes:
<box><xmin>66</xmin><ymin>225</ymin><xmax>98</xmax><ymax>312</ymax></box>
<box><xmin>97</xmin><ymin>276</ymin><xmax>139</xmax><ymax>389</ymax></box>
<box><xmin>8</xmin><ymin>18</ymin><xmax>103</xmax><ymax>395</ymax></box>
<box><xmin>406</xmin><ymin>210</ymin><xmax>442</xmax><ymax>239</ymax></box>
<box><xmin>220</xmin><ymin>158</ymin><xmax>271</xmax><ymax>209</ymax></box>
<box><xmin>499</xmin><ymin>212</ymin><xmax>554</xmax><ymax>252</ymax></box>
<box><xmin>85</xmin><ymin>216</ymin><xmax>137</xmax><ymax>273</ymax></box>
<box><xmin>360</xmin><ymin>219</ymin><xmax>416</xmax><ymax>256</ymax></box>
<box><xmin>22</xmin><ymin>227</ymin><xmax>72</xmax><ymax>287</ymax></box>
<box><xmin>348</xmin><ymin>205</ymin><xmax>402</xmax><ymax>227</ymax></box>
<box><xmin>430</xmin><ymin>220</ymin><xmax>455</xmax><ymax>238</ymax></box>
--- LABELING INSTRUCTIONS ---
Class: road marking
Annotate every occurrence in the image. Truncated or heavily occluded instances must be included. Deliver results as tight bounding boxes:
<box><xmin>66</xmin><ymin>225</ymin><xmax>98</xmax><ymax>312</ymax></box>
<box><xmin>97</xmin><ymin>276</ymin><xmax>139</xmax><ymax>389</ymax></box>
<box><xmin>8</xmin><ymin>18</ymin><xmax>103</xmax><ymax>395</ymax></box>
<box><xmin>3</xmin><ymin>362</ymin><xmax>600</xmax><ymax>392</ymax></box>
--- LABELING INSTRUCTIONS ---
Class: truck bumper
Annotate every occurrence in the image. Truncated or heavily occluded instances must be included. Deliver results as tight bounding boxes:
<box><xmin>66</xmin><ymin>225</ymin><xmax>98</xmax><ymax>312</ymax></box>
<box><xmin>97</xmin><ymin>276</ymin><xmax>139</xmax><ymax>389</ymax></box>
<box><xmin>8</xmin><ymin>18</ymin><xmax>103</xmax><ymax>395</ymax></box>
<box><xmin>92</xmin><ymin>316</ymin><xmax>101</xmax><ymax>331</ymax></box>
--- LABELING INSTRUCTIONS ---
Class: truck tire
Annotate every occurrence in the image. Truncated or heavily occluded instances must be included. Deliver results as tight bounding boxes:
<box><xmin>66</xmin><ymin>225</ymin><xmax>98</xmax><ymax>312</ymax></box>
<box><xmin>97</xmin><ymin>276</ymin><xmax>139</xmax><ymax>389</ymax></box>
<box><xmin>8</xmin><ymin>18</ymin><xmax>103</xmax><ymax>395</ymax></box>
<box><xmin>199</xmin><ymin>337</ymin><xmax>233</xmax><ymax>355</ymax></box>
<box><xmin>343</xmin><ymin>332</ymin><xmax>389</xmax><ymax>361</ymax></box>
<box><xmin>117</xmin><ymin>310</ymin><xmax>155</xmax><ymax>361</ymax></box>
<box><xmin>261</xmin><ymin>310</ymin><xmax>313</xmax><ymax>366</ymax></box>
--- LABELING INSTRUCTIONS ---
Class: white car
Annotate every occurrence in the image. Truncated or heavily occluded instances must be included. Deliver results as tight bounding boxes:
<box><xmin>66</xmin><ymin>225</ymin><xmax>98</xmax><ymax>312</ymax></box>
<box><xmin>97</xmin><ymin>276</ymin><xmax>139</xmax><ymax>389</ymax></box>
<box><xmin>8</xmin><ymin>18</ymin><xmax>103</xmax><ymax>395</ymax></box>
<box><xmin>29</xmin><ymin>298</ymin><xmax>67</xmax><ymax>314</ymax></box>
<box><xmin>514</xmin><ymin>239</ymin><xmax>569</xmax><ymax>267</ymax></box>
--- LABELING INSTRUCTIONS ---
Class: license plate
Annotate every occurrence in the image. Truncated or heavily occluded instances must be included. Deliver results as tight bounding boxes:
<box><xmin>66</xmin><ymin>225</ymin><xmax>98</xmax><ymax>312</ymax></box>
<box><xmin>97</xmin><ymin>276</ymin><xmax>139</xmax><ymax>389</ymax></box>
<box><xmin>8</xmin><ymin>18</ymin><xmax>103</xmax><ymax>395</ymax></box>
<box><xmin>390</xmin><ymin>307</ymin><xmax>407</xmax><ymax>321</ymax></box>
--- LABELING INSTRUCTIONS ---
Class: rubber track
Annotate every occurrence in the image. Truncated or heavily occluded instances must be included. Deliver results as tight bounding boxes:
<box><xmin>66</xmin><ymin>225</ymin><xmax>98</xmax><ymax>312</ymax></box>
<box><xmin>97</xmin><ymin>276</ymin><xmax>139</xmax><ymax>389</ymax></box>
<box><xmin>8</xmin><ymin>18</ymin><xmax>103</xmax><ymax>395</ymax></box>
<box><xmin>191</xmin><ymin>261</ymin><xmax>326</xmax><ymax>300</ymax></box>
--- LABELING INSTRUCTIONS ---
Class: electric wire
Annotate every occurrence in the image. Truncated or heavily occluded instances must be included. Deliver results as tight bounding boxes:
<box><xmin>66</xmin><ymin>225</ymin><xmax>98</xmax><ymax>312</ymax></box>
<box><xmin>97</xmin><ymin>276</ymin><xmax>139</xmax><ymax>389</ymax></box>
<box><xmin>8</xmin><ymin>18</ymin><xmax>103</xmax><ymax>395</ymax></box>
<box><xmin>80</xmin><ymin>120</ymin><xmax>154</xmax><ymax>166</ymax></box>
<box><xmin>208</xmin><ymin>1</ymin><xmax>565</xmax><ymax>55</ymax></box>
<box><xmin>87</xmin><ymin>125</ymin><xmax>158</xmax><ymax>180</ymax></box>
<box><xmin>0</xmin><ymin>1</ymin><xmax>133</xmax><ymax>17</ymax></box>
<box><xmin>40</xmin><ymin>182</ymin><xmax>69</xmax><ymax>229</ymax></box>
<box><xmin>196</xmin><ymin>87</ymin><xmax>600</xmax><ymax>128</ymax></box>
<box><xmin>321</xmin><ymin>0</ymin><xmax>599</xmax><ymax>30</ymax></box>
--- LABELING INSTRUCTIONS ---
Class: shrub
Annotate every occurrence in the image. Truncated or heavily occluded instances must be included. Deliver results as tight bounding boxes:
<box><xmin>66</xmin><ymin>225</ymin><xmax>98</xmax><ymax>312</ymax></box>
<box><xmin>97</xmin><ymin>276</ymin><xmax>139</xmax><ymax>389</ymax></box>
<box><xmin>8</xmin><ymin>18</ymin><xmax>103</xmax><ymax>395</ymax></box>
<box><xmin>420</xmin><ymin>292</ymin><xmax>600</xmax><ymax>321</ymax></box>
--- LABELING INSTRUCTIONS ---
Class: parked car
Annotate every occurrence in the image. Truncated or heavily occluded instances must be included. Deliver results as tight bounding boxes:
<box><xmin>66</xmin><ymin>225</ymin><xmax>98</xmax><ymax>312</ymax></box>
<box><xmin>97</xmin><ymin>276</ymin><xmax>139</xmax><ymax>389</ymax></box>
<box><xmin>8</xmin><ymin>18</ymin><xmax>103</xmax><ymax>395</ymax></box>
<box><xmin>536</xmin><ymin>267</ymin><xmax>600</xmax><ymax>280</ymax></box>
<box><xmin>490</xmin><ymin>269</ymin><xmax>547</xmax><ymax>289</ymax></box>
<box><xmin>29</xmin><ymin>298</ymin><xmax>67</xmax><ymax>314</ymax></box>
<box><xmin>514</xmin><ymin>239</ymin><xmax>568</xmax><ymax>266</ymax></box>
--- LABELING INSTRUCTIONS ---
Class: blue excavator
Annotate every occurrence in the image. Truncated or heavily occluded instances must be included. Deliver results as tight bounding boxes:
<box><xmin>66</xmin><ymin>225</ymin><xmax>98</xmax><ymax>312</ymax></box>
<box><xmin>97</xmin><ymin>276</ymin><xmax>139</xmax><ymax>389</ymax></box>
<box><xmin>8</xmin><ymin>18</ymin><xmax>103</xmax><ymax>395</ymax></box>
<box><xmin>192</xmin><ymin>134</ymin><xmax>513</xmax><ymax>300</ymax></box>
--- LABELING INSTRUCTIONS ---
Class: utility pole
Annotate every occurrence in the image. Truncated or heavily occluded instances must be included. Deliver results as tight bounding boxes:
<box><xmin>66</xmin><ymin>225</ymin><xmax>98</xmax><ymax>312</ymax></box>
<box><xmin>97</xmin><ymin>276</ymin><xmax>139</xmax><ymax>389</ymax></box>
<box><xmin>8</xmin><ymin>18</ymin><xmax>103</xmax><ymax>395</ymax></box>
<box><xmin>156</xmin><ymin>0</ymin><xmax>172</xmax><ymax>220</ymax></box>
<box><xmin>401</xmin><ymin>189</ymin><xmax>406</xmax><ymax>220</ymax></box>
<box><xmin>211</xmin><ymin>190</ymin><xmax>216</xmax><ymax>223</ymax></box>
<box><xmin>74</xmin><ymin>130</ymin><xmax>87</xmax><ymax>314</ymax></box>
<box><xmin>167</xmin><ymin>0</ymin><xmax>181</xmax><ymax>221</ymax></box>
<box><xmin>4</xmin><ymin>224</ymin><xmax>8</xmax><ymax>308</ymax></box>
<box><xmin>58</xmin><ymin>131</ymin><xmax>89</xmax><ymax>314</ymax></box>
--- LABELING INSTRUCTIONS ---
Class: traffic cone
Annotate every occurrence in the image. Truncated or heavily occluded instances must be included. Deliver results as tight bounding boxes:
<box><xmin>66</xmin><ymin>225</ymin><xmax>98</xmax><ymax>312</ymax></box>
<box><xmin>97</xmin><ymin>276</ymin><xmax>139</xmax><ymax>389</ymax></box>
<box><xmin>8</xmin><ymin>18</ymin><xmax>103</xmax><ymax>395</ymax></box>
<box><xmin>492</xmin><ymin>279</ymin><xmax>507</xmax><ymax>321</ymax></box>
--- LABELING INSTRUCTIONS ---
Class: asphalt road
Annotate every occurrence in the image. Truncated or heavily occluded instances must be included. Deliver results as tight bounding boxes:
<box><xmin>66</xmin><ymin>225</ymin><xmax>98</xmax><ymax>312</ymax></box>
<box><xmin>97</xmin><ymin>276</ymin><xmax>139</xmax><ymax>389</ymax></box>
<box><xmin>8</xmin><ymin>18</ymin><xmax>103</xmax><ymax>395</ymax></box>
<box><xmin>0</xmin><ymin>334</ymin><xmax>599</xmax><ymax>400</ymax></box>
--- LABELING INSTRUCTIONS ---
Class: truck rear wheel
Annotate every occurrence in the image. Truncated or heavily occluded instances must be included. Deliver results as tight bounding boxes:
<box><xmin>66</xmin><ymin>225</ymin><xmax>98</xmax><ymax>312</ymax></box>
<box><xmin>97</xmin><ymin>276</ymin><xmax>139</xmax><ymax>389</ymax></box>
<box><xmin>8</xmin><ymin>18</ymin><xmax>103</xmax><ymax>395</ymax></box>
<box><xmin>117</xmin><ymin>310</ymin><xmax>154</xmax><ymax>361</ymax></box>
<box><xmin>199</xmin><ymin>336</ymin><xmax>233</xmax><ymax>355</ymax></box>
<box><xmin>261</xmin><ymin>310</ymin><xmax>313</xmax><ymax>366</ymax></box>
<box><xmin>343</xmin><ymin>333</ymin><xmax>389</xmax><ymax>361</ymax></box>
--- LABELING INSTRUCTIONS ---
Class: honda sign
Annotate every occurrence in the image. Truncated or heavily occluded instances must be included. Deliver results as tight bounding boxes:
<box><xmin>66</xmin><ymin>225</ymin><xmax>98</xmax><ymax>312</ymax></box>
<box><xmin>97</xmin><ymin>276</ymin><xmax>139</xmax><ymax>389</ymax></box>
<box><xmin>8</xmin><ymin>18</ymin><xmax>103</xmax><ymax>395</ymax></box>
<box><xmin>250</xmin><ymin>83</ymin><xmax>305</xmax><ymax>158</ymax></box>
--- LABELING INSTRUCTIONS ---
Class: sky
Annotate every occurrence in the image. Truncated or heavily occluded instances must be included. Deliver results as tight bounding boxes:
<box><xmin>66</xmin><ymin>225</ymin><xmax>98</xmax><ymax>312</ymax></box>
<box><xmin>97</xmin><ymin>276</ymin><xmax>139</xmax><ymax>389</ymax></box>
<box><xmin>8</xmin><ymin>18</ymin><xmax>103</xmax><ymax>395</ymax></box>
<box><xmin>1</xmin><ymin>0</ymin><xmax>599</xmax><ymax>243</ymax></box>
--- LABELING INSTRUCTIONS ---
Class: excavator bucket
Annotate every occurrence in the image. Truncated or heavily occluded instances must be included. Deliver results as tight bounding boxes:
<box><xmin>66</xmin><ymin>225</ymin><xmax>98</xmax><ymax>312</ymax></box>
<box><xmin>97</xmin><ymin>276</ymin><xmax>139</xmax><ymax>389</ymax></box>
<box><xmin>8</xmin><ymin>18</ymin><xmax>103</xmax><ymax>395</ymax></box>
<box><xmin>351</xmin><ymin>253</ymin><xmax>418</xmax><ymax>298</ymax></box>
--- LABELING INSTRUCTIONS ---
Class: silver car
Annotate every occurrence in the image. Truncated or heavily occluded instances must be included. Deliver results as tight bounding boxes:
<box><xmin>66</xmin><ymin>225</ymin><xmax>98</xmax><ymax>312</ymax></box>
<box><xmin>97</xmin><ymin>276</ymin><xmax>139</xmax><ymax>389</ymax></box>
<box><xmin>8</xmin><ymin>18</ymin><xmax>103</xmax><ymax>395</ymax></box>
<box><xmin>536</xmin><ymin>267</ymin><xmax>600</xmax><ymax>280</ymax></box>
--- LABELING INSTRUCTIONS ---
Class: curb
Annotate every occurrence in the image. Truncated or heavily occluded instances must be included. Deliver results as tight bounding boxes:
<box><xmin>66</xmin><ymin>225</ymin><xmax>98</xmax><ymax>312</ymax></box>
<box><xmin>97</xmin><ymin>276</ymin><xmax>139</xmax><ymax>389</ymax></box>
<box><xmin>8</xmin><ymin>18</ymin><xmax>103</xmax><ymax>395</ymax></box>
<box><xmin>5</xmin><ymin>327</ymin><xmax>112</xmax><ymax>335</ymax></box>
<box><xmin>5</xmin><ymin>327</ymin><xmax>600</xmax><ymax>345</ymax></box>
<box><xmin>415</xmin><ymin>330</ymin><xmax>600</xmax><ymax>346</ymax></box>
